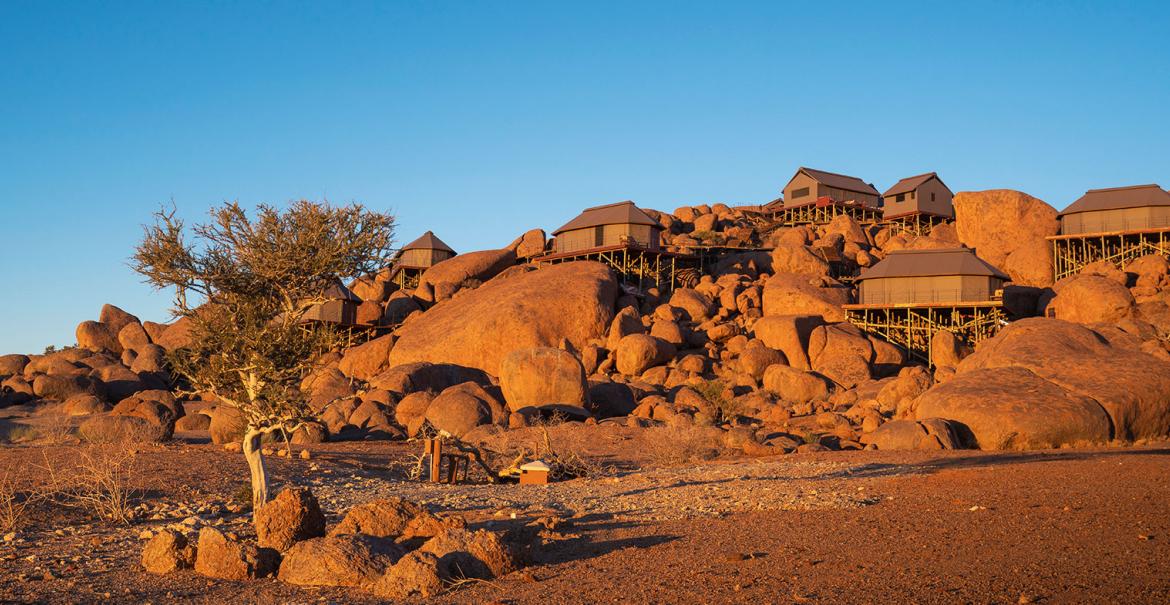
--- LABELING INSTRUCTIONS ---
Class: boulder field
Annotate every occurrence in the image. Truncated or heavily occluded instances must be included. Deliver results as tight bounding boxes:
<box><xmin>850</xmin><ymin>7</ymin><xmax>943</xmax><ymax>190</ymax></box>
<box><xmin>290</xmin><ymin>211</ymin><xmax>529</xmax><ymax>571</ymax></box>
<box><xmin>7</xmin><ymin>192</ymin><xmax>1170</xmax><ymax>453</ymax></box>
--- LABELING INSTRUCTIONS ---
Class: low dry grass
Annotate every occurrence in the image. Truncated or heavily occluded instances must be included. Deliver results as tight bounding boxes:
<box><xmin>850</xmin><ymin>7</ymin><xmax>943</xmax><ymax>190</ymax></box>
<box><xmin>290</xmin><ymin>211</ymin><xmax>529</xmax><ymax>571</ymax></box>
<box><xmin>644</xmin><ymin>425</ymin><xmax>722</xmax><ymax>466</ymax></box>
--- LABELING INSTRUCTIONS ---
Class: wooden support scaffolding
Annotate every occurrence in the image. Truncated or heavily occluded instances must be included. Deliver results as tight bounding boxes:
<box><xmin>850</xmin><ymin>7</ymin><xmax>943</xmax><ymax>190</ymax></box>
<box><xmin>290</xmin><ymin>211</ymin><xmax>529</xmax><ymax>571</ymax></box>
<box><xmin>843</xmin><ymin>301</ymin><xmax>1007</xmax><ymax>367</ymax></box>
<box><xmin>768</xmin><ymin>197</ymin><xmax>883</xmax><ymax>227</ymax></box>
<box><xmin>1048</xmin><ymin>228</ymin><xmax>1170</xmax><ymax>281</ymax></box>
<box><xmin>882</xmin><ymin>211</ymin><xmax>950</xmax><ymax>238</ymax></box>
<box><xmin>389</xmin><ymin>266</ymin><xmax>425</xmax><ymax>291</ymax></box>
<box><xmin>530</xmin><ymin>244</ymin><xmax>696</xmax><ymax>291</ymax></box>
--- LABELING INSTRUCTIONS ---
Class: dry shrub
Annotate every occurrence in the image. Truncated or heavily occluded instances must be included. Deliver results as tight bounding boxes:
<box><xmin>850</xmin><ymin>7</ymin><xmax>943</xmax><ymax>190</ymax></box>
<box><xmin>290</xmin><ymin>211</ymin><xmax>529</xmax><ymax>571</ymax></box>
<box><xmin>0</xmin><ymin>471</ymin><xmax>41</xmax><ymax>534</ymax></box>
<box><xmin>482</xmin><ymin>423</ymin><xmax>610</xmax><ymax>480</ymax></box>
<box><xmin>38</xmin><ymin>414</ymin><xmax>77</xmax><ymax>445</ymax></box>
<box><xmin>644</xmin><ymin>425</ymin><xmax>722</xmax><ymax>466</ymax></box>
<box><xmin>41</xmin><ymin>433</ymin><xmax>147</xmax><ymax>524</ymax></box>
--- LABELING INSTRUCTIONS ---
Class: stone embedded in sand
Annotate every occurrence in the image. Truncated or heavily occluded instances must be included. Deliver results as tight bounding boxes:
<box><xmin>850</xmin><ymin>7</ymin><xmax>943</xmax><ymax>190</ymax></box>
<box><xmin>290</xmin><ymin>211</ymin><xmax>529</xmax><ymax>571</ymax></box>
<box><xmin>390</xmin><ymin>262</ymin><xmax>618</xmax><ymax>376</ymax></box>
<box><xmin>194</xmin><ymin>527</ymin><xmax>278</xmax><ymax>581</ymax></box>
<box><xmin>370</xmin><ymin>550</ymin><xmax>450</xmax><ymax>599</ymax></box>
<box><xmin>500</xmin><ymin>347</ymin><xmax>588</xmax><ymax>412</ymax></box>
<box><xmin>277</xmin><ymin>534</ymin><xmax>403</xmax><ymax>587</ymax></box>
<box><xmin>255</xmin><ymin>487</ymin><xmax>326</xmax><ymax>552</ymax></box>
<box><xmin>141</xmin><ymin>529</ymin><xmax>195</xmax><ymax>574</ymax></box>
<box><xmin>944</xmin><ymin>318</ymin><xmax>1170</xmax><ymax>442</ymax></box>
<box><xmin>914</xmin><ymin>366</ymin><xmax>1112</xmax><ymax>450</ymax></box>
<box><xmin>861</xmin><ymin>418</ymin><xmax>965</xmax><ymax>450</ymax></box>
<box><xmin>418</xmin><ymin>527</ymin><xmax>519</xmax><ymax>580</ymax></box>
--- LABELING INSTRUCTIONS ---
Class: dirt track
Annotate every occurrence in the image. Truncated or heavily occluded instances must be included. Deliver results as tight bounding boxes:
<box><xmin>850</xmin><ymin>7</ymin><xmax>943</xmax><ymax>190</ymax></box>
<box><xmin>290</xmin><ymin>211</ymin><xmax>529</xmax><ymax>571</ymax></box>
<box><xmin>0</xmin><ymin>437</ymin><xmax>1168</xmax><ymax>604</ymax></box>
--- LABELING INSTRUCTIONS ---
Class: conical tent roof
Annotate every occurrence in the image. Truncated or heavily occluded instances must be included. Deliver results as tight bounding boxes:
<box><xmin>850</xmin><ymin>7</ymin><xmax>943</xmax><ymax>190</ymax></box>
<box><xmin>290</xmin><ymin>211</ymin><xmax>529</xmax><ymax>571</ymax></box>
<box><xmin>856</xmin><ymin>248</ymin><xmax>1009</xmax><ymax>282</ymax></box>
<box><xmin>553</xmin><ymin>201</ymin><xmax>660</xmax><ymax>235</ymax></box>
<box><xmin>399</xmin><ymin>231</ymin><xmax>455</xmax><ymax>254</ymax></box>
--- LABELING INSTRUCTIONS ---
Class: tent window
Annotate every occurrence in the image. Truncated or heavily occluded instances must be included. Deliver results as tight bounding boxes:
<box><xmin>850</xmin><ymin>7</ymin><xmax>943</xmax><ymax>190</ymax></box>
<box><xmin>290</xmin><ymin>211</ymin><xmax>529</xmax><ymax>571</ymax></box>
<box><xmin>594</xmin><ymin>225</ymin><xmax>605</xmax><ymax>246</ymax></box>
<box><xmin>791</xmin><ymin>187</ymin><xmax>810</xmax><ymax>199</ymax></box>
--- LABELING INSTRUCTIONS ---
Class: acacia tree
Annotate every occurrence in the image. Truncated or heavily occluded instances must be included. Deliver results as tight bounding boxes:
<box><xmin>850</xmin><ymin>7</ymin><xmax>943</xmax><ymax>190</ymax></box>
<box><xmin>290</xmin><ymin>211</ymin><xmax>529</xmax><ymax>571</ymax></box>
<box><xmin>133</xmin><ymin>200</ymin><xmax>394</xmax><ymax>510</ymax></box>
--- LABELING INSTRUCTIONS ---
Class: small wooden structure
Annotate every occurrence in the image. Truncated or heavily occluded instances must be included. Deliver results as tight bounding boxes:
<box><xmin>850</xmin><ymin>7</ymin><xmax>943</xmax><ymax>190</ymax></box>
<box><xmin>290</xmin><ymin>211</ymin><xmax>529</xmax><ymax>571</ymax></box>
<box><xmin>552</xmin><ymin>201</ymin><xmax>663</xmax><ymax>254</ymax></box>
<box><xmin>424</xmin><ymin>439</ymin><xmax>469</xmax><ymax>484</ymax></box>
<box><xmin>1049</xmin><ymin>184</ymin><xmax>1170</xmax><ymax>280</ymax></box>
<box><xmin>301</xmin><ymin>281</ymin><xmax>361</xmax><ymax>326</ymax></box>
<box><xmin>519</xmin><ymin>460</ymin><xmax>551</xmax><ymax>485</ymax></box>
<box><xmin>770</xmin><ymin>167</ymin><xmax>882</xmax><ymax>226</ymax></box>
<box><xmin>844</xmin><ymin>248</ymin><xmax>1009</xmax><ymax>366</ymax></box>
<box><xmin>387</xmin><ymin>231</ymin><xmax>457</xmax><ymax>290</ymax></box>
<box><xmin>535</xmin><ymin>201</ymin><xmax>695</xmax><ymax>291</ymax></box>
<box><xmin>881</xmin><ymin>172</ymin><xmax>955</xmax><ymax>236</ymax></box>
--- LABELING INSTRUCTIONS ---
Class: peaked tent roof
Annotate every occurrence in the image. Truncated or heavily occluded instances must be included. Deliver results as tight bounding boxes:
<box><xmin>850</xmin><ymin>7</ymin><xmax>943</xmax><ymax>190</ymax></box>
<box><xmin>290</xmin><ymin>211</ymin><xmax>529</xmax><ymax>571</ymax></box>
<box><xmin>400</xmin><ymin>230</ymin><xmax>456</xmax><ymax>254</ymax></box>
<box><xmin>786</xmin><ymin>167</ymin><xmax>880</xmax><ymax>197</ymax></box>
<box><xmin>320</xmin><ymin>280</ymin><xmax>361</xmax><ymax>302</ymax></box>
<box><xmin>1059</xmin><ymin>184</ymin><xmax>1170</xmax><ymax>216</ymax></box>
<box><xmin>882</xmin><ymin>172</ymin><xmax>951</xmax><ymax>198</ymax></box>
<box><xmin>553</xmin><ymin>201</ymin><xmax>661</xmax><ymax>235</ymax></box>
<box><xmin>856</xmin><ymin>248</ymin><xmax>1010</xmax><ymax>282</ymax></box>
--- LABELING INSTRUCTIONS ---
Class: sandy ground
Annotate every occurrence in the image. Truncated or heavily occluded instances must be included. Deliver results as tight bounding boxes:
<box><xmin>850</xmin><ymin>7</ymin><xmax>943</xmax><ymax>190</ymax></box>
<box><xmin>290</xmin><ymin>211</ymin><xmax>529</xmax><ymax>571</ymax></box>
<box><xmin>0</xmin><ymin>426</ymin><xmax>1168</xmax><ymax>604</ymax></box>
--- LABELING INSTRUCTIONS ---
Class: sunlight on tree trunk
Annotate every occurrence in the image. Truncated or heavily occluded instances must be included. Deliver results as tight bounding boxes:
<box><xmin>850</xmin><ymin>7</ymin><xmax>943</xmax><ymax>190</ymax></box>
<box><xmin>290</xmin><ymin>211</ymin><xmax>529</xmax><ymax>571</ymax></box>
<box><xmin>243</xmin><ymin>428</ymin><xmax>269</xmax><ymax>511</ymax></box>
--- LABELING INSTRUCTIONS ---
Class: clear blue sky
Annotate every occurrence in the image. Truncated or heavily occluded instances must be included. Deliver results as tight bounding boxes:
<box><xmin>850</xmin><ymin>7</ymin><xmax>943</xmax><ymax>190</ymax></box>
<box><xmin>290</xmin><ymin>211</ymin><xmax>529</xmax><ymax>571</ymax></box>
<box><xmin>1</xmin><ymin>1</ymin><xmax>1167</xmax><ymax>353</ymax></box>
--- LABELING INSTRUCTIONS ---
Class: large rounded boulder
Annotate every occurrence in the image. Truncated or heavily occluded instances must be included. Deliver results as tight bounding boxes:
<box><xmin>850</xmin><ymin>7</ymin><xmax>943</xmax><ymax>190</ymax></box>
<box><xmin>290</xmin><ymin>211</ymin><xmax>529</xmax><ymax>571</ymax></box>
<box><xmin>762</xmin><ymin>273</ymin><xmax>851</xmax><ymax>323</ymax></box>
<box><xmin>499</xmin><ymin>347</ymin><xmax>588</xmax><ymax>412</ymax></box>
<box><xmin>952</xmin><ymin>189</ymin><xmax>1059</xmax><ymax>287</ymax></box>
<box><xmin>914</xmin><ymin>318</ymin><xmax>1170</xmax><ymax>446</ymax></box>
<box><xmin>389</xmin><ymin>262</ymin><xmax>619</xmax><ymax>376</ymax></box>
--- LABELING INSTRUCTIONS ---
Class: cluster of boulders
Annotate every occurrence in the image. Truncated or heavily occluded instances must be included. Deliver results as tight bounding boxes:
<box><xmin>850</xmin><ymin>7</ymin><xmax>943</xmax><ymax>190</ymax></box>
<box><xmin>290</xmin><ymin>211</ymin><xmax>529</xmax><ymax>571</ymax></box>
<box><xmin>142</xmin><ymin>487</ymin><xmax>523</xmax><ymax>598</ymax></box>
<box><xmin>5</xmin><ymin>188</ymin><xmax>1170</xmax><ymax>453</ymax></box>
<box><xmin>0</xmin><ymin>304</ymin><xmax>190</xmax><ymax>441</ymax></box>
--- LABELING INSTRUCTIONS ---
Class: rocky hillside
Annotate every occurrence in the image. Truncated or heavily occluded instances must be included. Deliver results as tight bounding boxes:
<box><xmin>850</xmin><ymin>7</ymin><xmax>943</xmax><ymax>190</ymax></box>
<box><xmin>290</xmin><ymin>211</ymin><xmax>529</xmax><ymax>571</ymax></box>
<box><xmin>5</xmin><ymin>189</ymin><xmax>1170</xmax><ymax>453</ymax></box>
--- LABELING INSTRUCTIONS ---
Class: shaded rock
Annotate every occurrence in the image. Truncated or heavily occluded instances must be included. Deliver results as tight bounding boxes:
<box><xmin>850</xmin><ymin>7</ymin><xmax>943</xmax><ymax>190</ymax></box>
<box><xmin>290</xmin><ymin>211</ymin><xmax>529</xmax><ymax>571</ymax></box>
<box><xmin>605</xmin><ymin>306</ymin><xmax>645</xmax><ymax>351</ymax></box>
<box><xmin>752</xmin><ymin>315</ymin><xmax>820</xmax><ymax>370</ymax></box>
<box><xmin>370</xmin><ymin>551</ymin><xmax>450</xmax><ymax>599</ymax></box>
<box><xmin>390</xmin><ymin>262</ymin><xmax>618</xmax><ymax>376</ymax></box>
<box><xmin>277</xmin><ymin>534</ymin><xmax>402</xmax><ymax>587</ymax></box>
<box><xmin>861</xmin><ymin>418</ymin><xmax>965</xmax><ymax>450</ymax></box>
<box><xmin>808</xmin><ymin>323</ymin><xmax>873</xmax><ymax>388</ymax></box>
<box><xmin>255</xmin><ymin>487</ymin><xmax>326</xmax><ymax>552</ymax></box>
<box><xmin>669</xmin><ymin>288</ymin><xmax>716</xmax><ymax>322</ymax></box>
<box><xmin>418</xmin><ymin>527</ymin><xmax>519</xmax><ymax>580</ymax></box>
<box><xmin>175</xmin><ymin>412</ymin><xmax>211</xmax><ymax>431</ymax></box>
<box><xmin>194</xmin><ymin>527</ymin><xmax>279</xmax><ymax>580</ymax></box>
<box><xmin>383</xmin><ymin>291</ymin><xmax>423</xmax><ymax>325</ymax></box>
<box><xmin>425</xmin><ymin>387</ymin><xmax>491</xmax><ymax>438</ymax></box>
<box><xmin>930</xmin><ymin>330</ymin><xmax>965</xmax><ymax>368</ymax></box>
<box><xmin>33</xmin><ymin>374</ymin><xmax>103</xmax><ymax>401</ymax></box>
<box><xmin>588</xmin><ymin>381</ymin><xmax>637</xmax><ymax>418</ymax></box>
<box><xmin>0</xmin><ymin>354</ymin><xmax>29</xmax><ymax>378</ymax></box>
<box><xmin>369</xmin><ymin>362</ymin><xmax>491</xmax><ymax>396</ymax></box>
<box><xmin>738</xmin><ymin>342</ymin><xmax>787</xmax><ymax>381</ymax></box>
<box><xmin>78</xmin><ymin>414</ymin><xmax>163</xmax><ymax>443</ymax></box>
<box><xmin>63</xmin><ymin>394</ymin><xmax>110</xmax><ymax>416</ymax></box>
<box><xmin>393</xmin><ymin>392</ymin><xmax>434</xmax><ymax>433</ymax></box>
<box><xmin>141</xmin><ymin>529</ymin><xmax>195</xmax><ymax>574</ymax></box>
<box><xmin>500</xmin><ymin>347</ymin><xmax>587</xmax><ymax>412</ymax></box>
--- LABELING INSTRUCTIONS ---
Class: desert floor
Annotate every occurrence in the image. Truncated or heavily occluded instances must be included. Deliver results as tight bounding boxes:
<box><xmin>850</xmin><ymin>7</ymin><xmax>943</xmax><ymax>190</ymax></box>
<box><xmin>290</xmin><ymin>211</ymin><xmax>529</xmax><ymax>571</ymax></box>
<box><xmin>1</xmin><ymin>424</ymin><xmax>1168</xmax><ymax>604</ymax></box>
